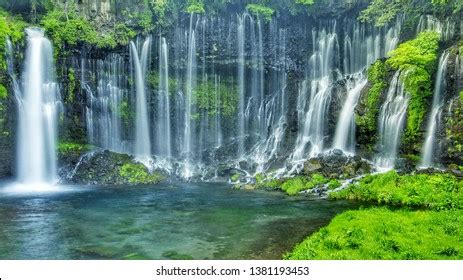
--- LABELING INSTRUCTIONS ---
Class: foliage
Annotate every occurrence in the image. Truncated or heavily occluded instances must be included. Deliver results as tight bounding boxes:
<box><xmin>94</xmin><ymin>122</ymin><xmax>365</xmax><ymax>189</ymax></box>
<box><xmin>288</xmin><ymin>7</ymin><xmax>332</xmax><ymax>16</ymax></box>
<box><xmin>66</xmin><ymin>68</ymin><xmax>75</xmax><ymax>103</ymax></box>
<box><xmin>359</xmin><ymin>0</ymin><xmax>461</xmax><ymax>27</ymax></box>
<box><xmin>356</xmin><ymin>60</ymin><xmax>389</xmax><ymax>142</ymax></box>
<box><xmin>285</xmin><ymin>207</ymin><xmax>463</xmax><ymax>260</ymax></box>
<box><xmin>330</xmin><ymin>171</ymin><xmax>463</xmax><ymax>211</ymax></box>
<box><xmin>256</xmin><ymin>174</ymin><xmax>331</xmax><ymax>196</ymax></box>
<box><xmin>185</xmin><ymin>0</ymin><xmax>205</xmax><ymax>14</ymax></box>
<box><xmin>386</xmin><ymin>31</ymin><xmax>440</xmax><ymax>149</ymax></box>
<box><xmin>119</xmin><ymin>163</ymin><xmax>165</xmax><ymax>185</ymax></box>
<box><xmin>58</xmin><ymin>142</ymin><xmax>92</xmax><ymax>156</ymax></box>
<box><xmin>194</xmin><ymin>80</ymin><xmax>238</xmax><ymax>117</ymax></box>
<box><xmin>119</xmin><ymin>101</ymin><xmax>134</xmax><ymax>124</ymax></box>
<box><xmin>246</xmin><ymin>4</ymin><xmax>275</xmax><ymax>22</ymax></box>
<box><xmin>358</xmin><ymin>0</ymin><xmax>406</xmax><ymax>27</ymax></box>
<box><xmin>0</xmin><ymin>84</ymin><xmax>7</xmax><ymax>99</ymax></box>
<box><xmin>0</xmin><ymin>9</ymin><xmax>27</xmax><ymax>70</ymax></box>
<box><xmin>41</xmin><ymin>6</ymin><xmax>136</xmax><ymax>55</ymax></box>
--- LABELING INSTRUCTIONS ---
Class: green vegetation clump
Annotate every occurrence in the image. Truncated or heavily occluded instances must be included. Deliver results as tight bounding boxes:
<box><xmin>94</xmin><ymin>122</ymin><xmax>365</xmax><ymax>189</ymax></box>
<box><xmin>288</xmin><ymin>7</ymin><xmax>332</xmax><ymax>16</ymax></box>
<box><xmin>185</xmin><ymin>0</ymin><xmax>205</xmax><ymax>14</ymax></box>
<box><xmin>41</xmin><ymin>7</ymin><xmax>136</xmax><ymax>55</ymax></box>
<box><xmin>285</xmin><ymin>207</ymin><xmax>463</xmax><ymax>260</ymax></box>
<box><xmin>58</xmin><ymin>142</ymin><xmax>92</xmax><ymax>156</ymax></box>
<box><xmin>256</xmin><ymin>174</ymin><xmax>335</xmax><ymax>196</ymax></box>
<box><xmin>330</xmin><ymin>171</ymin><xmax>463</xmax><ymax>211</ymax></box>
<box><xmin>445</xmin><ymin>96</ymin><xmax>463</xmax><ymax>158</ymax></box>
<box><xmin>0</xmin><ymin>9</ymin><xmax>26</xmax><ymax>70</ymax></box>
<box><xmin>356</xmin><ymin>60</ymin><xmax>389</xmax><ymax>143</ymax></box>
<box><xmin>386</xmin><ymin>31</ymin><xmax>440</xmax><ymax>150</ymax></box>
<box><xmin>246</xmin><ymin>4</ymin><xmax>275</xmax><ymax>22</ymax></box>
<box><xmin>119</xmin><ymin>163</ymin><xmax>165</xmax><ymax>185</ymax></box>
<box><xmin>0</xmin><ymin>84</ymin><xmax>7</xmax><ymax>99</ymax></box>
<box><xmin>194</xmin><ymin>80</ymin><xmax>238</xmax><ymax>117</ymax></box>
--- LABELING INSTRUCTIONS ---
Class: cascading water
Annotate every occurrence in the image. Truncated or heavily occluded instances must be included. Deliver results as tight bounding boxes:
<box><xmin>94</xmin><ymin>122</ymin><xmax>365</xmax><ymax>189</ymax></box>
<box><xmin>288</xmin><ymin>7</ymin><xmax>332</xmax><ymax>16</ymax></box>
<box><xmin>130</xmin><ymin>38</ymin><xmax>152</xmax><ymax>160</ymax></box>
<box><xmin>375</xmin><ymin>71</ymin><xmax>409</xmax><ymax>169</ymax></box>
<box><xmin>417</xmin><ymin>15</ymin><xmax>456</xmax><ymax>41</ymax></box>
<box><xmin>14</xmin><ymin>28</ymin><xmax>60</xmax><ymax>187</ymax></box>
<box><xmin>292</xmin><ymin>25</ymin><xmax>339</xmax><ymax>161</ymax></box>
<box><xmin>420</xmin><ymin>52</ymin><xmax>450</xmax><ymax>168</ymax></box>
<box><xmin>332</xmin><ymin>20</ymin><xmax>401</xmax><ymax>155</ymax></box>
<box><xmin>182</xmin><ymin>14</ymin><xmax>198</xmax><ymax>178</ymax></box>
<box><xmin>83</xmin><ymin>54</ymin><xmax>127</xmax><ymax>153</ymax></box>
<box><xmin>155</xmin><ymin>37</ymin><xmax>172</xmax><ymax>159</ymax></box>
<box><xmin>332</xmin><ymin>73</ymin><xmax>367</xmax><ymax>153</ymax></box>
<box><xmin>237</xmin><ymin>13</ymin><xmax>246</xmax><ymax>157</ymax></box>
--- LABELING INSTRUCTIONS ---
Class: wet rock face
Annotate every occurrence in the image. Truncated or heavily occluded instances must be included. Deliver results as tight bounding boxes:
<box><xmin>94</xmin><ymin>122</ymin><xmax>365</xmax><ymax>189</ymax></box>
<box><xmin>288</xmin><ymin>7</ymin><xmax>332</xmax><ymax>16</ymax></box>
<box><xmin>302</xmin><ymin>149</ymin><xmax>372</xmax><ymax>179</ymax></box>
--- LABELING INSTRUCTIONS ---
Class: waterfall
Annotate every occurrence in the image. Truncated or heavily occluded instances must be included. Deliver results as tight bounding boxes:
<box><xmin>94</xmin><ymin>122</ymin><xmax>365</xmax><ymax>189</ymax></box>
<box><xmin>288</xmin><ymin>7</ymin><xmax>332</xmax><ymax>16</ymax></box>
<box><xmin>292</xmin><ymin>26</ymin><xmax>339</xmax><ymax>161</ymax></box>
<box><xmin>83</xmin><ymin>54</ymin><xmax>126</xmax><ymax>152</ymax></box>
<box><xmin>214</xmin><ymin>75</ymin><xmax>223</xmax><ymax>148</ymax></box>
<box><xmin>332</xmin><ymin>73</ymin><xmax>368</xmax><ymax>153</ymax></box>
<box><xmin>421</xmin><ymin>52</ymin><xmax>450</xmax><ymax>168</ymax></box>
<box><xmin>130</xmin><ymin>38</ymin><xmax>152</xmax><ymax>159</ymax></box>
<box><xmin>331</xmin><ymin>20</ymin><xmax>401</xmax><ymax>156</ymax></box>
<box><xmin>182</xmin><ymin>15</ymin><xmax>198</xmax><ymax>178</ymax></box>
<box><xmin>417</xmin><ymin>15</ymin><xmax>456</xmax><ymax>41</ymax></box>
<box><xmin>156</xmin><ymin>37</ymin><xmax>172</xmax><ymax>159</ymax></box>
<box><xmin>375</xmin><ymin>71</ymin><xmax>409</xmax><ymax>169</ymax></box>
<box><xmin>15</xmin><ymin>28</ymin><xmax>60</xmax><ymax>186</ymax></box>
<box><xmin>237</xmin><ymin>13</ymin><xmax>246</xmax><ymax>157</ymax></box>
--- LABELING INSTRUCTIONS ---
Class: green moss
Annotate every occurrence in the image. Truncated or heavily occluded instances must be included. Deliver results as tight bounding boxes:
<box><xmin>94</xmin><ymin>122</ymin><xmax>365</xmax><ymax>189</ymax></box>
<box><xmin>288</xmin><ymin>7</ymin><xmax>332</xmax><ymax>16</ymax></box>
<box><xmin>119</xmin><ymin>101</ymin><xmax>133</xmax><ymax>123</ymax></box>
<box><xmin>58</xmin><ymin>142</ymin><xmax>92</xmax><ymax>156</ymax></box>
<box><xmin>386</xmin><ymin>31</ymin><xmax>440</xmax><ymax>150</ymax></box>
<box><xmin>356</xmin><ymin>60</ymin><xmax>389</xmax><ymax>142</ymax></box>
<box><xmin>258</xmin><ymin>174</ymin><xmax>329</xmax><ymax>196</ymax></box>
<box><xmin>459</xmin><ymin>91</ymin><xmax>463</xmax><ymax>101</ymax></box>
<box><xmin>66</xmin><ymin>68</ymin><xmax>76</xmax><ymax>103</ymax></box>
<box><xmin>246</xmin><ymin>4</ymin><xmax>275</xmax><ymax>22</ymax></box>
<box><xmin>194</xmin><ymin>80</ymin><xmax>238</xmax><ymax>117</ymax></box>
<box><xmin>119</xmin><ymin>163</ymin><xmax>165</xmax><ymax>185</ymax></box>
<box><xmin>285</xmin><ymin>207</ymin><xmax>463</xmax><ymax>260</ymax></box>
<box><xmin>0</xmin><ymin>84</ymin><xmax>7</xmax><ymax>99</ymax></box>
<box><xmin>445</xmin><ymin>97</ymin><xmax>463</xmax><ymax>158</ymax></box>
<box><xmin>330</xmin><ymin>171</ymin><xmax>463</xmax><ymax>211</ymax></box>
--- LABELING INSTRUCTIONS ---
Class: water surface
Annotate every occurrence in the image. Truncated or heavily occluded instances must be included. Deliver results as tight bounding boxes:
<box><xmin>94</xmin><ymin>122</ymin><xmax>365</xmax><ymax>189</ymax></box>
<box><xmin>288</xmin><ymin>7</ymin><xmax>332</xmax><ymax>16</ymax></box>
<box><xmin>0</xmin><ymin>182</ymin><xmax>356</xmax><ymax>259</ymax></box>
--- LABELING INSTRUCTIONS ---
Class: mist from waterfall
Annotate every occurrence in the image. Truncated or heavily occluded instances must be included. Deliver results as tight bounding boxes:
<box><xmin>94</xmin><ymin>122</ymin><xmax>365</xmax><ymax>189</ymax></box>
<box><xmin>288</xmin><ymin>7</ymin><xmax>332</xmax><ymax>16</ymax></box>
<box><xmin>14</xmin><ymin>28</ymin><xmax>61</xmax><ymax>186</ymax></box>
<box><xmin>130</xmin><ymin>38</ymin><xmax>152</xmax><ymax>160</ymax></box>
<box><xmin>375</xmin><ymin>71</ymin><xmax>409</xmax><ymax>169</ymax></box>
<box><xmin>421</xmin><ymin>52</ymin><xmax>450</xmax><ymax>168</ymax></box>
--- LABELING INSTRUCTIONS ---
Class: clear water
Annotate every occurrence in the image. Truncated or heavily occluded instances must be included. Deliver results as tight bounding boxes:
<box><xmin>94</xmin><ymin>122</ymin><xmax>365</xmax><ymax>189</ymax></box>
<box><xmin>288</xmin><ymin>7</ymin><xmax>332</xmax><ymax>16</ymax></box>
<box><xmin>0</xmin><ymin>182</ymin><xmax>355</xmax><ymax>260</ymax></box>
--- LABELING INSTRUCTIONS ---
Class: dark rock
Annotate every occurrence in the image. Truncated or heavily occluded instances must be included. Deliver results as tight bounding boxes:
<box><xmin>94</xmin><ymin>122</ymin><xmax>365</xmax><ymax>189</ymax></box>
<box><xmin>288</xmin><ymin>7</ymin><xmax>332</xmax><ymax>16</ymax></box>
<box><xmin>302</xmin><ymin>150</ymin><xmax>372</xmax><ymax>179</ymax></box>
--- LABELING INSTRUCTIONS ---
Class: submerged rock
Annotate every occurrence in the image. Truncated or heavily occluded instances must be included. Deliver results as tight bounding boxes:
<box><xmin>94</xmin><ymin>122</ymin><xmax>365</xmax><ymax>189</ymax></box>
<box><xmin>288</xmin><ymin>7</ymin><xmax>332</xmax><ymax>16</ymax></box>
<box><xmin>62</xmin><ymin>150</ymin><xmax>166</xmax><ymax>186</ymax></box>
<box><xmin>302</xmin><ymin>149</ymin><xmax>372</xmax><ymax>179</ymax></box>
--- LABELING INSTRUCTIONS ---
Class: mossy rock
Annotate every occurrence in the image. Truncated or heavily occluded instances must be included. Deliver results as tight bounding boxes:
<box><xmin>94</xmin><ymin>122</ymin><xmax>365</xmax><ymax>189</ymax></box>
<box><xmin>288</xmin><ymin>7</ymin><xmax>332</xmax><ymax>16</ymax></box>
<box><xmin>67</xmin><ymin>150</ymin><xmax>166</xmax><ymax>186</ymax></box>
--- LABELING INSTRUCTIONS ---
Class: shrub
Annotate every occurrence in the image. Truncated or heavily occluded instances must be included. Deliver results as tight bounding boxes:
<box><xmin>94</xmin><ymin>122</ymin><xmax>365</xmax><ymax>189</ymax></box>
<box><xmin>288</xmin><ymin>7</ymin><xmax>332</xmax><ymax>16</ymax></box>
<box><xmin>330</xmin><ymin>171</ymin><xmax>463</xmax><ymax>210</ymax></box>
<box><xmin>246</xmin><ymin>4</ymin><xmax>275</xmax><ymax>22</ymax></box>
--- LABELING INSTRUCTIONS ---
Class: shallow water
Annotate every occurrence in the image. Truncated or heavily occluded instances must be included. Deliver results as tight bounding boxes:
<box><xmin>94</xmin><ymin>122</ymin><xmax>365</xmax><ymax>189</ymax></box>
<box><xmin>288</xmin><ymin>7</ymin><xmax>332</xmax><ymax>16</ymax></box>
<box><xmin>0</xmin><ymin>182</ymin><xmax>356</xmax><ymax>260</ymax></box>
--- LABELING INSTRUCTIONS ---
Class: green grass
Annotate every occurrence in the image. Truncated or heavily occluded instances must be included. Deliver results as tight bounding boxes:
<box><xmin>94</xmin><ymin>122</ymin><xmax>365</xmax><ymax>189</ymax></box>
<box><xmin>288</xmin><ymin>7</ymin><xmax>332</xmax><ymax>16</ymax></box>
<box><xmin>285</xmin><ymin>207</ymin><xmax>463</xmax><ymax>260</ymax></box>
<box><xmin>330</xmin><ymin>171</ymin><xmax>463</xmax><ymax>210</ymax></box>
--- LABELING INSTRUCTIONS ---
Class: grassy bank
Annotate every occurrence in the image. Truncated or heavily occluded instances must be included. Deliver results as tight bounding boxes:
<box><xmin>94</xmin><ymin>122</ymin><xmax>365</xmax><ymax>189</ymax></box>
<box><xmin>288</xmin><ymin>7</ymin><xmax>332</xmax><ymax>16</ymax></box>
<box><xmin>285</xmin><ymin>171</ymin><xmax>463</xmax><ymax>260</ymax></box>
